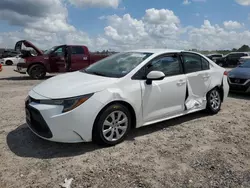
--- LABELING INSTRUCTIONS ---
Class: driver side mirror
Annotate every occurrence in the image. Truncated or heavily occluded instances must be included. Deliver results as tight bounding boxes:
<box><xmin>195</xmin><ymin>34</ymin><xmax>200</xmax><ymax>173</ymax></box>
<box><xmin>146</xmin><ymin>71</ymin><xmax>165</xmax><ymax>85</ymax></box>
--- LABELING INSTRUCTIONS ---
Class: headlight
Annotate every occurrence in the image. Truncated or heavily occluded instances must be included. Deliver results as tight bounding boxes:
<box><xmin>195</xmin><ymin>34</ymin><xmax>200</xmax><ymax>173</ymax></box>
<box><xmin>39</xmin><ymin>93</ymin><xmax>94</xmax><ymax>113</ymax></box>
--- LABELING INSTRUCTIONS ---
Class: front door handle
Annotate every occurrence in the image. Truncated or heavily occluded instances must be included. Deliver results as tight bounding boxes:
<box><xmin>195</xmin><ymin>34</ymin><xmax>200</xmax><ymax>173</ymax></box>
<box><xmin>177</xmin><ymin>79</ymin><xmax>186</xmax><ymax>86</ymax></box>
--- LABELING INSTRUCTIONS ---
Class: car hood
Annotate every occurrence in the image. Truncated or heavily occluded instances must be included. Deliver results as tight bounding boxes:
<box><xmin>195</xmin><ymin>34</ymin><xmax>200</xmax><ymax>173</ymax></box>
<box><xmin>14</xmin><ymin>40</ymin><xmax>43</xmax><ymax>56</ymax></box>
<box><xmin>228</xmin><ymin>67</ymin><xmax>250</xmax><ymax>79</ymax></box>
<box><xmin>31</xmin><ymin>71</ymin><xmax>118</xmax><ymax>99</ymax></box>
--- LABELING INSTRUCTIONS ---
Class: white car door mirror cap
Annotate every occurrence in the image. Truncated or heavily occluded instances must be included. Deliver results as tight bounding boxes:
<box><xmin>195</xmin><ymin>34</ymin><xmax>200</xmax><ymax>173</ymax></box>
<box><xmin>146</xmin><ymin>71</ymin><xmax>165</xmax><ymax>80</ymax></box>
<box><xmin>146</xmin><ymin>71</ymin><xmax>165</xmax><ymax>85</ymax></box>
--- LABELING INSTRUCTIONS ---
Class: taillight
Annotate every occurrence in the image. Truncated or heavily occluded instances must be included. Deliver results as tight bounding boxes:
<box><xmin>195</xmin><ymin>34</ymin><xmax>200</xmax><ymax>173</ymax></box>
<box><xmin>223</xmin><ymin>71</ymin><xmax>228</xmax><ymax>76</ymax></box>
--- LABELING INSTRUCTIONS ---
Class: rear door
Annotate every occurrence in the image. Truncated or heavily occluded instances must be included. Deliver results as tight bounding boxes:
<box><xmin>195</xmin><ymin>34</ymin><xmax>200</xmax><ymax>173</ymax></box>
<box><xmin>181</xmin><ymin>52</ymin><xmax>212</xmax><ymax>109</ymax></box>
<box><xmin>70</xmin><ymin>46</ymin><xmax>89</xmax><ymax>71</ymax></box>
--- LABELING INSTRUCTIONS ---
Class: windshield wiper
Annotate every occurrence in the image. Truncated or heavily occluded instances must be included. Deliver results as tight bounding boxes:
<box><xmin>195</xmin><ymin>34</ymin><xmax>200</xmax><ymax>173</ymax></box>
<box><xmin>91</xmin><ymin>71</ymin><xmax>107</xmax><ymax>76</ymax></box>
<box><xmin>83</xmin><ymin>70</ymin><xmax>107</xmax><ymax>77</ymax></box>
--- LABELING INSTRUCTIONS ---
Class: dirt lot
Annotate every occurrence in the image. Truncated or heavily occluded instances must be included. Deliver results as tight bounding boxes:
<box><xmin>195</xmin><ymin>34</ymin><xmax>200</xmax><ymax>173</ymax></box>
<box><xmin>0</xmin><ymin>66</ymin><xmax>250</xmax><ymax>188</ymax></box>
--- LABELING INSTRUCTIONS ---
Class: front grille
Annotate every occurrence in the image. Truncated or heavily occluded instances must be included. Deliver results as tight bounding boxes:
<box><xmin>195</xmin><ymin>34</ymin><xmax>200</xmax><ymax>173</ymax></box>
<box><xmin>230</xmin><ymin>85</ymin><xmax>249</xmax><ymax>92</ymax></box>
<box><xmin>25</xmin><ymin>100</ymin><xmax>52</xmax><ymax>138</ymax></box>
<box><xmin>229</xmin><ymin>81</ymin><xmax>250</xmax><ymax>92</ymax></box>
<box><xmin>229</xmin><ymin>78</ymin><xmax>247</xmax><ymax>84</ymax></box>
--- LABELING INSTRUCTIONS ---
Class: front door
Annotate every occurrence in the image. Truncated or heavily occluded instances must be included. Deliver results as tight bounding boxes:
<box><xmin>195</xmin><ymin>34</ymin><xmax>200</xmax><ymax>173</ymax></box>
<box><xmin>49</xmin><ymin>45</ymin><xmax>66</xmax><ymax>73</ymax></box>
<box><xmin>181</xmin><ymin>52</ymin><xmax>212</xmax><ymax>109</ymax></box>
<box><xmin>139</xmin><ymin>54</ymin><xmax>187</xmax><ymax>123</ymax></box>
<box><xmin>70</xmin><ymin>46</ymin><xmax>89</xmax><ymax>71</ymax></box>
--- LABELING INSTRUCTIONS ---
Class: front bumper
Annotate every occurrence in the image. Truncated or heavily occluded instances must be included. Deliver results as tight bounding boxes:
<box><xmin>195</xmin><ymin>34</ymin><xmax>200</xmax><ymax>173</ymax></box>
<box><xmin>228</xmin><ymin>77</ymin><xmax>250</xmax><ymax>93</ymax></box>
<box><xmin>14</xmin><ymin>63</ymin><xmax>27</xmax><ymax>74</ymax></box>
<box><xmin>25</xmin><ymin>90</ymin><xmax>104</xmax><ymax>143</ymax></box>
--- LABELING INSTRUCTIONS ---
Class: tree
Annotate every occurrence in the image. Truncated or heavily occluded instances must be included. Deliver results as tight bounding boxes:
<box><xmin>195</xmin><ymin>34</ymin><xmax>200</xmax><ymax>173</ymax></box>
<box><xmin>237</xmin><ymin>45</ymin><xmax>250</xmax><ymax>52</ymax></box>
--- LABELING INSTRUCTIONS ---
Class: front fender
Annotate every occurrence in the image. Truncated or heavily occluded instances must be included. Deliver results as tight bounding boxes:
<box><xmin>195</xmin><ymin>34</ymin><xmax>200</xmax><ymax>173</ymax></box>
<box><xmin>92</xmin><ymin>85</ymin><xmax>143</xmax><ymax>127</ymax></box>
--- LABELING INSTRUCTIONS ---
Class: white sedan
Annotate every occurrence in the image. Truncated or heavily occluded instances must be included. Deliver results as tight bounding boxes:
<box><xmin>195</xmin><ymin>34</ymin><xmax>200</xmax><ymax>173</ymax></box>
<box><xmin>0</xmin><ymin>55</ymin><xmax>22</xmax><ymax>66</ymax></box>
<box><xmin>25</xmin><ymin>49</ymin><xmax>229</xmax><ymax>146</ymax></box>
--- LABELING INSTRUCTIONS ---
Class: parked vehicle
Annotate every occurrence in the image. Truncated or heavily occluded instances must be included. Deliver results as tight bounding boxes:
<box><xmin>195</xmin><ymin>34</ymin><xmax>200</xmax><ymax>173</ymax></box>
<box><xmin>215</xmin><ymin>52</ymin><xmax>250</xmax><ymax>67</ymax></box>
<box><xmin>0</xmin><ymin>64</ymin><xmax>2</xmax><ymax>72</ymax></box>
<box><xmin>14</xmin><ymin>40</ymin><xmax>109</xmax><ymax>79</ymax></box>
<box><xmin>25</xmin><ymin>49</ymin><xmax>229</xmax><ymax>146</ymax></box>
<box><xmin>239</xmin><ymin>56</ymin><xmax>250</xmax><ymax>64</ymax></box>
<box><xmin>0</xmin><ymin>50</ymin><xmax>20</xmax><ymax>58</ymax></box>
<box><xmin>228</xmin><ymin>58</ymin><xmax>250</xmax><ymax>93</ymax></box>
<box><xmin>206</xmin><ymin>54</ymin><xmax>223</xmax><ymax>62</ymax></box>
<box><xmin>0</xmin><ymin>55</ymin><xmax>23</xmax><ymax>66</ymax></box>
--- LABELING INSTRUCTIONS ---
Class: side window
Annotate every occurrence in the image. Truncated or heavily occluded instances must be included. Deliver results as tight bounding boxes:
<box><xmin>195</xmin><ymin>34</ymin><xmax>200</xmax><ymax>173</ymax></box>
<box><xmin>201</xmin><ymin>57</ymin><xmax>210</xmax><ymax>70</ymax></box>
<box><xmin>54</xmin><ymin>47</ymin><xmax>64</xmax><ymax>56</ymax></box>
<box><xmin>145</xmin><ymin>55</ymin><xmax>182</xmax><ymax>77</ymax></box>
<box><xmin>71</xmin><ymin>46</ymin><xmax>85</xmax><ymax>55</ymax></box>
<box><xmin>182</xmin><ymin>53</ymin><xmax>202</xmax><ymax>73</ymax></box>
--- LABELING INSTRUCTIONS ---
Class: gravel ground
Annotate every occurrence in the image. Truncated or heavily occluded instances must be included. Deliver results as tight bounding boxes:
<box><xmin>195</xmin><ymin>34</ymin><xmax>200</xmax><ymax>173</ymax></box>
<box><xmin>0</xmin><ymin>66</ymin><xmax>250</xmax><ymax>188</ymax></box>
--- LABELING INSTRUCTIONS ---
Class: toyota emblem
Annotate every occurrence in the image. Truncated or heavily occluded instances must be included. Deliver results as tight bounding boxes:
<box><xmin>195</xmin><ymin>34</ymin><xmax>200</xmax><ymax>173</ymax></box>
<box><xmin>235</xmin><ymin>79</ymin><xmax>240</xmax><ymax>83</ymax></box>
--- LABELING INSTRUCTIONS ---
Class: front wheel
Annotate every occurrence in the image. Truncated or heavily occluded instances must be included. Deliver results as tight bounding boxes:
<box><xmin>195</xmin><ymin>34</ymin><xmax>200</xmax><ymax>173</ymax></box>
<box><xmin>206</xmin><ymin>88</ymin><xmax>221</xmax><ymax>114</ymax></box>
<box><xmin>93</xmin><ymin>104</ymin><xmax>131</xmax><ymax>146</ymax></box>
<box><xmin>28</xmin><ymin>64</ymin><xmax>46</xmax><ymax>79</ymax></box>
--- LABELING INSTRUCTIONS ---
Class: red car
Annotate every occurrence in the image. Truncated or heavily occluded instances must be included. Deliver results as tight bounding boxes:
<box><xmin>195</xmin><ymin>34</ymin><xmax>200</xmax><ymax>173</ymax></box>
<box><xmin>14</xmin><ymin>40</ymin><xmax>109</xmax><ymax>79</ymax></box>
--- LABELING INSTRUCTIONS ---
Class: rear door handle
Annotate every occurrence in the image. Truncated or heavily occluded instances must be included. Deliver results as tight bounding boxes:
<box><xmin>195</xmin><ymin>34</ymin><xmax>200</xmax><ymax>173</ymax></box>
<box><xmin>203</xmin><ymin>74</ymin><xmax>210</xmax><ymax>79</ymax></box>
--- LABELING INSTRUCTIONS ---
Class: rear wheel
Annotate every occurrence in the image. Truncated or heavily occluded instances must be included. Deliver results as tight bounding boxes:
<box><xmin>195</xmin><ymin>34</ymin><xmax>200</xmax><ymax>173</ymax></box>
<box><xmin>206</xmin><ymin>88</ymin><xmax>221</xmax><ymax>114</ymax></box>
<box><xmin>28</xmin><ymin>64</ymin><xmax>46</xmax><ymax>79</ymax></box>
<box><xmin>93</xmin><ymin>103</ymin><xmax>131</xmax><ymax>146</ymax></box>
<box><xmin>5</xmin><ymin>60</ymin><xmax>13</xmax><ymax>66</ymax></box>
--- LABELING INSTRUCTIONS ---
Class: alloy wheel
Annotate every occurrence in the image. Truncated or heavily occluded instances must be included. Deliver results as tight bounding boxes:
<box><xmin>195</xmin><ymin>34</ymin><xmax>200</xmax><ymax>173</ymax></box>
<box><xmin>102</xmin><ymin>111</ymin><xmax>128</xmax><ymax>142</ymax></box>
<box><xmin>210</xmin><ymin>90</ymin><xmax>221</xmax><ymax>110</ymax></box>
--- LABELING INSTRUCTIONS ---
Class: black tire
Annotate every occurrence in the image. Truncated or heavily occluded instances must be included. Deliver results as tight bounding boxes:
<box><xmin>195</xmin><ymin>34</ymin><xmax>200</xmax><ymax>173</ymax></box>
<box><xmin>5</xmin><ymin>60</ymin><xmax>13</xmax><ymax>66</ymax></box>
<box><xmin>206</xmin><ymin>88</ymin><xmax>221</xmax><ymax>114</ymax></box>
<box><xmin>28</xmin><ymin>64</ymin><xmax>46</xmax><ymax>79</ymax></box>
<box><xmin>93</xmin><ymin>103</ymin><xmax>131</xmax><ymax>146</ymax></box>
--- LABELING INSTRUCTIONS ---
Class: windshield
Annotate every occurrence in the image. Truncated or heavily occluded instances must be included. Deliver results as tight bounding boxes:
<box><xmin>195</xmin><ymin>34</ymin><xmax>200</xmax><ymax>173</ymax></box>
<box><xmin>239</xmin><ymin>59</ymin><xmax>250</xmax><ymax>68</ymax></box>
<box><xmin>44</xmin><ymin>46</ymin><xmax>58</xmax><ymax>55</ymax></box>
<box><xmin>82</xmin><ymin>52</ymin><xmax>153</xmax><ymax>78</ymax></box>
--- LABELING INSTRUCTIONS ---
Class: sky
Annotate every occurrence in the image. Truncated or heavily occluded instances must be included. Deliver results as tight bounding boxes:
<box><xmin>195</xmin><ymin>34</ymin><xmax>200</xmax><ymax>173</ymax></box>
<box><xmin>0</xmin><ymin>0</ymin><xmax>250</xmax><ymax>51</ymax></box>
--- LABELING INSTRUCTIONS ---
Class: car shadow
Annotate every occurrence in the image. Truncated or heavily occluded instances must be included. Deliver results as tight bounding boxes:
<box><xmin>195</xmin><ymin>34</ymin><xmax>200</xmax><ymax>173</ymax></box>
<box><xmin>0</xmin><ymin>75</ymin><xmax>53</xmax><ymax>81</ymax></box>
<box><xmin>6</xmin><ymin>124</ymin><xmax>101</xmax><ymax>159</ymax></box>
<box><xmin>127</xmin><ymin>111</ymin><xmax>207</xmax><ymax>141</ymax></box>
<box><xmin>228</xmin><ymin>92</ymin><xmax>250</xmax><ymax>100</ymax></box>
<box><xmin>7</xmin><ymin>111</ymin><xmax>207</xmax><ymax>159</ymax></box>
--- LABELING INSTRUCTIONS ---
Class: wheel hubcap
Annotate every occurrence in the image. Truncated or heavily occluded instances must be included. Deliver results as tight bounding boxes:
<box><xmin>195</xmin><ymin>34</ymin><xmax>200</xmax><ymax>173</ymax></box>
<box><xmin>102</xmin><ymin>111</ymin><xmax>128</xmax><ymax>142</ymax></box>
<box><xmin>32</xmin><ymin>67</ymin><xmax>44</xmax><ymax>78</ymax></box>
<box><xmin>210</xmin><ymin>90</ymin><xmax>220</xmax><ymax>110</ymax></box>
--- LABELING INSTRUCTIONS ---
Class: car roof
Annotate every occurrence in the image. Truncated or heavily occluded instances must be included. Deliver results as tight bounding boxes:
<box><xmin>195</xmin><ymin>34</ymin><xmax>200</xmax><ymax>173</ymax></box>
<box><xmin>127</xmin><ymin>49</ymin><xmax>183</xmax><ymax>54</ymax></box>
<box><xmin>240</xmin><ymin>56</ymin><xmax>250</xmax><ymax>59</ymax></box>
<box><xmin>207</xmin><ymin>53</ymin><xmax>223</xmax><ymax>56</ymax></box>
<box><xmin>229</xmin><ymin>52</ymin><xmax>250</xmax><ymax>54</ymax></box>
